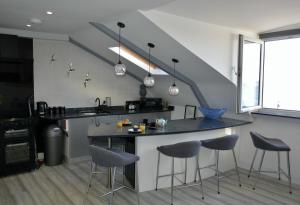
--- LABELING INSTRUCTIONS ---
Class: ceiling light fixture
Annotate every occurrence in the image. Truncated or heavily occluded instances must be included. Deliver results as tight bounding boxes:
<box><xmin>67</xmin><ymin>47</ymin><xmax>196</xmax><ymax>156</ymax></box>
<box><xmin>26</xmin><ymin>24</ymin><xmax>32</xmax><ymax>27</ymax></box>
<box><xmin>46</xmin><ymin>11</ymin><xmax>54</xmax><ymax>15</ymax></box>
<box><xmin>114</xmin><ymin>22</ymin><xmax>126</xmax><ymax>76</ymax></box>
<box><xmin>143</xmin><ymin>43</ymin><xmax>155</xmax><ymax>88</ymax></box>
<box><xmin>169</xmin><ymin>58</ymin><xmax>180</xmax><ymax>96</ymax></box>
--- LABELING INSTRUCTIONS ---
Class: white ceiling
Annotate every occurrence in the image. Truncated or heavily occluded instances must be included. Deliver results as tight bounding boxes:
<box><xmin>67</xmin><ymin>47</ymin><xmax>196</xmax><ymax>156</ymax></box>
<box><xmin>157</xmin><ymin>0</ymin><xmax>300</xmax><ymax>33</ymax></box>
<box><xmin>1</xmin><ymin>0</ymin><xmax>300</xmax><ymax>34</ymax></box>
<box><xmin>0</xmin><ymin>0</ymin><xmax>172</xmax><ymax>34</ymax></box>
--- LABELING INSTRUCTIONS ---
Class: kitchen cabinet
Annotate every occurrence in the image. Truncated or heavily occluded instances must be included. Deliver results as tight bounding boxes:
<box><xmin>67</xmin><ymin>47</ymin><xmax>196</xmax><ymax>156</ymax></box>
<box><xmin>0</xmin><ymin>34</ymin><xmax>33</xmax><ymax>60</ymax></box>
<box><xmin>0</xmin><ymin>34</ymin><xmax>19</xmax><ymax>59</ymax></box>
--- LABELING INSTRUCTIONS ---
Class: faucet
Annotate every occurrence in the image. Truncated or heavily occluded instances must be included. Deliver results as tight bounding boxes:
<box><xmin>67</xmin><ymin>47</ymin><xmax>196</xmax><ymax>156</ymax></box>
<box><xmin>95</xmin><ymin>98</ymin><xmax>101</xmax><ymax>107</ymax></box>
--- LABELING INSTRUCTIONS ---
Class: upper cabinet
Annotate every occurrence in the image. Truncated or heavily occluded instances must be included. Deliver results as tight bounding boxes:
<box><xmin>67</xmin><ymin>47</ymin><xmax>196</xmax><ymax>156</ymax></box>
<box><xmin>0</xmin><ymin>34</ymin><xmax>19</xmax><ymax>59</ymax></box>
<box><xmin>0</xmin><ymin>34</ymin><xmax>33</xmax><ymax>60</ymax></box>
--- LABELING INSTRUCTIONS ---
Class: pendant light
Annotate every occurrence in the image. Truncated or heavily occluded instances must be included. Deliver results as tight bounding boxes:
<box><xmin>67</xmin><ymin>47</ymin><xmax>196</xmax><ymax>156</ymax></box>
<box><xmin>144</xmin><ymin>43</ymin><xmax>155</xmax><ymax>87</ymax></box>
<box><xmin>114</xmin><ymin>22</ymin><xmax>126</xmax><ymax>76</ymax></box>
<box><xmin>169</xmin><ymin>58</ymin><xmax>179</xmax><ymax>96</ymax></box>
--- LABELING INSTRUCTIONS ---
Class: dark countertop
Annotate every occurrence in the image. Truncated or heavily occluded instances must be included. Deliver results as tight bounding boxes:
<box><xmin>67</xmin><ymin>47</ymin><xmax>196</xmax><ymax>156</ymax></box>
<box><xmin>39</xmin><ymin>106</ymin><xmax>174</xmax><ymax>120</ymax></box>
<box><xmin>88</xmin><ymin>117</ymin><xmax>251</xmax><ymax>138</ymax></box>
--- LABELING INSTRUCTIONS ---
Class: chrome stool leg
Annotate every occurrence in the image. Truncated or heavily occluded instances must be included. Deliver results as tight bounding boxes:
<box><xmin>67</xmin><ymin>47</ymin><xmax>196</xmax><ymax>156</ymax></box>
<box><xmin>184</xmin><ymin>158</ymin><xmax>187</xmax><ymax>184</ymax></box>
<box><xmin>83</xmin><ymin>161</ymin><xmax>94</xmax><ymax>205</ymax></box>
<box><xmin>109</xmin><ymin>167</ymin><xmax>117</xmax><ymax>205</ymax></box>
<box><xmin>214</xmin><ymin>150</ymin><xmax>218</xmax><ymax>176</ymax></box>
<box><xmin>232</xmin><ymin>149</ymin><xmax>242</xmax><ymax>187</ymax></box>
<box><xmin>171</xmin><ymin>157</ymin><xmax>175</xmax><ymax>205</ymax></box>
<box><xmin>194</xmin><ymin>156</ymin><xmax>198</xmax><ymax>182</ymax></box>
<box><xmin>253</xmin><ymin>150</ymin><xmax>265</xmax><ymax>190</ymax></box>
<box><xmin>248</xmin><ymin>149</ymin><xmax>258</xmax><ymax>178</ymax></box>
<box><xmin>277</xmin><ymin>152</ymin><xmax>281</xmax><ymax>180</ymax></box>
<box><xmin>155</xmin><ymin>152</ymin><xmax>161</xmax><ymax>191</ymax></box>
<box><xmin>196</xmin><ymin>155</ymin><xmax>205</xmax><ymax>200</ymax></box>
<box><xmin>216</xmin><ymin>150</ymin><xmax>220</xmax><ymax>194</ymax></box>
<box><xmin>287</xmin><ymin>151</ymin><xmax>292</xmax><ymax>194</ymax></box>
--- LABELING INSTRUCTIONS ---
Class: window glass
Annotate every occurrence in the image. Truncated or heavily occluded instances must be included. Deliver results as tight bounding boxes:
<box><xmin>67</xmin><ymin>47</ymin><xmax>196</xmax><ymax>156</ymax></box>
<box><xmin>264</xmin><ymin>38</ymin><xmax>300</xmax><ymax>111</ymax></box>
<box><xmin>241</xmin><ymin>41</ymin><xmax>262</xmax><ymax>109</ymax></box>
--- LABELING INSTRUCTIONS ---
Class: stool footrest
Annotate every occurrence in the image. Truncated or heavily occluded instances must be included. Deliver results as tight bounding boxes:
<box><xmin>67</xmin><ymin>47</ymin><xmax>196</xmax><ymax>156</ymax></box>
<box><xmin>157</xmin><ymin>171</ymin><xmax>185</xmax><ymax>178</ymax></box>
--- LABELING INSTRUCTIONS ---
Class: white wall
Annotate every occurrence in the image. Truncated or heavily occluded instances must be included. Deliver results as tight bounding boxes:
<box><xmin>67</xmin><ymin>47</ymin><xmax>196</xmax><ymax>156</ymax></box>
<box><xmin>142</xmin><ymin>10</ymin><xmax>257</xmax><ymax>84</ymax></box>
<box><xmin>239</xmin><ymin>114</ymin><xmax>300</xmax><ymax>185</ymax></box>
<box><xmin>34</xmin><ymin>39</ymin><xmax>141</xmax><ymax>107</ymax></box>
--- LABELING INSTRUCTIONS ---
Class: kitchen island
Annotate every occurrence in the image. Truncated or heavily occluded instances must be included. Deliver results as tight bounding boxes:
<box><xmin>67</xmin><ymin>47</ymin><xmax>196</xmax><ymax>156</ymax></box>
<box><xmin>88</xmin><ymin>117</ymin><xmax>250</xmax><ymax>192</ymax></box>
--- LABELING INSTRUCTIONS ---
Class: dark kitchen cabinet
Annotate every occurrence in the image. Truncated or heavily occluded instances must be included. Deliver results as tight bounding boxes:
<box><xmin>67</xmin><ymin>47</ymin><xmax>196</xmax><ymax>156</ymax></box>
<box><xmin>0</xmin><ymin>34</ymin><xmax>33</xmax><ymax>60</ymax></box>
<box><xmin>0</xmin><ymin>34</ymin><xmax>19</xmax><ymax>59</ymax></box>
<box><xmin>18</xmin><ymin>37</ymin><xmax>33</xmax><ymax>60</ymax></box>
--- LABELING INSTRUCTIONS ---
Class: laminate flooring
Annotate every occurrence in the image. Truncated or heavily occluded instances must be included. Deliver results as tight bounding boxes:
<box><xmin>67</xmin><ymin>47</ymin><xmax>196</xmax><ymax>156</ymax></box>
<box><xmin>0</xmin><ymin>161</ymin><xmax>299</xmax><ymax>205</ymax></box>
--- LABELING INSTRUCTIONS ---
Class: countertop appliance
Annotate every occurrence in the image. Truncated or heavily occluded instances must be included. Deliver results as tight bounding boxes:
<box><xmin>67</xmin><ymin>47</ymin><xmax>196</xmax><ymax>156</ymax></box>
<box><xmin>0</xmin><ymin>118</ymin><xmax>35</xmax><ymax>176</ymax></box>
<box><xmin>36</xmin><ymin>101</ymin><xmax>48</xmax><ymax>116</ymax></box>
<box><xmin>125</xmin><ymin>101</ymin><xmax>140</xmax><ymax>111</ymax></box>
<box><xmin>140</xmin><ymin>98</ymin><xmax>163</xmax><ymax>110</ymax></box>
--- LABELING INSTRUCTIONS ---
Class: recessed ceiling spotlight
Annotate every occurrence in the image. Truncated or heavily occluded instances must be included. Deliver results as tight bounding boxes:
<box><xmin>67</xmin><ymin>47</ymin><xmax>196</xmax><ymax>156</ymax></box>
<box><xmin>26</xmin><ymin>24</ymin><xmax>32</xmax><ymax>27</ymax></box>
<box><xmin>46</xmin><ymin>11</ymin><xmax>53</xmax><ymax>15</ymax></box>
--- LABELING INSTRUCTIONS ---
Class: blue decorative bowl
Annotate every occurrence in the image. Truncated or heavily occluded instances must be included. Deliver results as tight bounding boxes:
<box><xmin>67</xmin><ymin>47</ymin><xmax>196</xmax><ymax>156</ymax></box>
<box><xmin>199</xmin><ymin>107</ymin><xmax>226</xmax><ymax>120</ymax></box>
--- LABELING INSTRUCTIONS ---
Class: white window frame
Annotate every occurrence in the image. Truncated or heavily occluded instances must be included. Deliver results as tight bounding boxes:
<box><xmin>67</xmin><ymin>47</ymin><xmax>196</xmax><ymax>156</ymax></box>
<box><xmin>237</xmin><ymin>34</ymin><xmax>264</xmax><ymax>113</ymax></box>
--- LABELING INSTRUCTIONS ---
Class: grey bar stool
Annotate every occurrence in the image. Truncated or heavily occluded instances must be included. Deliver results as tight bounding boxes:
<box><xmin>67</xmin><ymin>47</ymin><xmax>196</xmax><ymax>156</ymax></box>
<box><xmin>248</xmin><ymin>131</ymin><xmax>292</xmax><ymax>193</ymax></box>
<box><xmin>155</xmin><ymin>141</ymin><xmax>204</xmax><ymax>205</ymax></box>
<box><xmin>88</xmin><ymin>136</ymin><xmax>127</xmax><ymax>188</ymax></box>
<box><xmin>195</xmin><ymin>135</ymin><xmax>241</xmax><ymax>194</ymax></box>
<box><xmin>84</xmin><ymin>145</ymin><xmax>140</xmax><ymax>205</ymax></box>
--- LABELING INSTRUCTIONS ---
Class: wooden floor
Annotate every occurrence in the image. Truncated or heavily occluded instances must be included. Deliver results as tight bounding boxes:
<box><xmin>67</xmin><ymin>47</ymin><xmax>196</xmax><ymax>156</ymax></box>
<box><xmin>0</xmin><ymin>161</ymin><xmax>299</xmax><ymax>205</ymax></box>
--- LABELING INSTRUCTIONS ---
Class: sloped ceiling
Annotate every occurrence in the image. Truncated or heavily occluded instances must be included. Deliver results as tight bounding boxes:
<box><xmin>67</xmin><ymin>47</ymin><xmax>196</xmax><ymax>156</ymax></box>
<box><xmin>71</xmin><ymin>11</ymin><xmax>236</xmax><ymax>110</ymax></box>
<box><xmin>157</xmin><ymin>0</ymin><xmax>300</xmax><ymax>33</ymax></box>
<box><xmin>0</xmin><ymin>0</ymin><xmax>172</xmax><ymax>34</ymax></box>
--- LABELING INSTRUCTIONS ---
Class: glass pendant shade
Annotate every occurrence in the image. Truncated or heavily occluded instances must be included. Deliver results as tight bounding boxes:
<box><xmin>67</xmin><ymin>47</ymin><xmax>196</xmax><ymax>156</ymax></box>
<box><xmin>169</xmin><ymin>83</ymin><xmax>179</xmax><ymax>96</ymax></box>
<box><xmin>144</xmin><ymin>73</ymin><xmax>155</xmax><ymax>87</ymax></box>
<box><xmin>115</xmin><ymin>22</ymin><xmax>126</xmax><ymax>76</ymax></box>
<box><xmin>169</xmin><ymin>58</ymin><xmax>180</xmax><ymax>96</ymax></box>
<box><xmin>115</xmin><ymin>61</ymin><xmax>126</xmax><ymax>76</ymax></box>
<box><xmin>144</xmin><ymin>43</ymin><xmax>155</xmax><ymax>87</ymax></box>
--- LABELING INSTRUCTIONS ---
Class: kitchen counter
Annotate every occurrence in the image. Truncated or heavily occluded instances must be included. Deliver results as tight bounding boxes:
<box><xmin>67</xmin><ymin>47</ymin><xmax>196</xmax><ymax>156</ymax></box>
<box><xmin>88</xmin><ymin>117</ymin><xmax>250</xmax><ymax>138</ymax></box>
<box><xmin>39</xmin><ymin>106</ymin><xmax>173</xmax><ymax>120</ymax></box>
<box><xmin>88</xmin><ymin>117</ymin><xmax>251</xmax><ymax>192</ymax></box>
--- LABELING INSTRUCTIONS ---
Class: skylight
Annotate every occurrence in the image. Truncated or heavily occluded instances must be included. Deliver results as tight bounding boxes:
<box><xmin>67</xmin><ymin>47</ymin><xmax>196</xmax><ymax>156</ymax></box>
<box><xmin>109</xmin><ymin>46</ymin><xmax>168</xmax><ymax>75</ymax></box>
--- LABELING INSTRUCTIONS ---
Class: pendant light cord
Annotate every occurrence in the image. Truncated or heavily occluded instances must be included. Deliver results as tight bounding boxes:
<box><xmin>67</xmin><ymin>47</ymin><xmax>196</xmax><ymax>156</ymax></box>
<box><xmin>118</xmin><ymin>27</ymin><xmax>121</xmax><ymax>63</ymax></box>
<box><xmin>173</xmin><ymin>61</ymin><xmax>176</xmax><ymax>85</ymax></box>
<box><xmin>148</xmin><ymin>46</ymin><xmax>151</xmax><ymax>75</ymax></box>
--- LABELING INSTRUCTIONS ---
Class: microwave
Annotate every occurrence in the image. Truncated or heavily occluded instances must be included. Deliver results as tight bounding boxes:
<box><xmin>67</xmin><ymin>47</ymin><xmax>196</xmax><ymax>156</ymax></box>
<box><xmin>140</xmin><ymin>98</ymin><xmax>162</xmax><ymax>109</ymax></box>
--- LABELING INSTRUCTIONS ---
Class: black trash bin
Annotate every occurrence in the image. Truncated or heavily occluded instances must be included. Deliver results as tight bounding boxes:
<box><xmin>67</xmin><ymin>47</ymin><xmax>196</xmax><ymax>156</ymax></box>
<box><xmin>44</xmin><ymin>124</ymin><xmax>64</xmax><ymax>166</ymax></box>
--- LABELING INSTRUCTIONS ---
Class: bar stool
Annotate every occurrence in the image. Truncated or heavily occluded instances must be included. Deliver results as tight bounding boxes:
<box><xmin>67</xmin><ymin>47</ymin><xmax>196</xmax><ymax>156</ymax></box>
<box><xmin>248</xmin><ymin>131</ymin><xmax>292</xmax><ymax>193</ymax></box>
<box><xmin>88</xmin><ymin>136</ymin><xmax>127</xmax><ymax>187</ymax></box>
<box><xmin>84</xmin><ymin>145</ymin><xmax>140</xmax><ymax>205</ymax></box>
<box><xmin>155</xmin><ymin>141</ymin><xmax>204</xmax><ymax>205</ymax></box>
<box><xmin>195</xmin><ymin>135</ymin><xmax>241</xmax><ymax>194</ymax></box>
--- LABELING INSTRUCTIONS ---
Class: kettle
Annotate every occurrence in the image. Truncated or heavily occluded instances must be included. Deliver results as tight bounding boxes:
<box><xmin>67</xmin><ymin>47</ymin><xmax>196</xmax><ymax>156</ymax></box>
<box><xmin>36</xmin><ymin>101</ymin><xmax>48</xmax><ymax>116</ymax></box>
<box><xmin>156</xmin><ymin>118</ymin><xmax>168</xmax><ymax>127</ymax></box>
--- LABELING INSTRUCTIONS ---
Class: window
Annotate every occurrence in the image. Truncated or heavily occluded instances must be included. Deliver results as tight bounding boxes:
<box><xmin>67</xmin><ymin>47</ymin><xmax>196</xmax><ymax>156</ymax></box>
<box><xmin>237</xmin><ymin>35</ymin><xmax>264</xmax><ymax>113</ymax></box>
<box><xmin>238</xmin><ymin>31</ymin><xmax>300</xmax><ymax>116</ymax></box>
<box><xmin>263</xmin><ymin>38</ymin><xmax>300</xmax><ymax>111</ymax></box>
<box><xmin>109</xmin><ymin>46</ymin><xmax>168</xmax><ymax>75</ymax></box>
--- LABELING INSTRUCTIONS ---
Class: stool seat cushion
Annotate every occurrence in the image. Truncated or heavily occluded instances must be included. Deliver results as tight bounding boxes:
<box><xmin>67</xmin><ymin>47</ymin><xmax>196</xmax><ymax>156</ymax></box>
<box><xmin>157</xmin><ymin>141</ymin><xmax>201</xmax><ymax>158</ymax></box>
<box><xmin>250</xmin><ymin>132</ymin><xmax>290</xmax><ymax>151</ymax></box>
<box><xmin>201</xmin><ymin>135</ymin><xmax>239</xmax><ymax>150</ymax></box>
<box><xmin>89</xmin><ymin>145</ymin><xmax>139</xmax><ymax>167</ymax></box>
